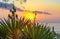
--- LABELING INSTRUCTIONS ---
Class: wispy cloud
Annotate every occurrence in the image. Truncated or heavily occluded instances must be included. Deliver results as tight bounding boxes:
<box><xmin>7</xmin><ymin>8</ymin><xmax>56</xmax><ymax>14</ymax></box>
<box><xmin>33</xmin><ymin>11</ymin><xmax>51</xmax><ymax>15</ymax></box>
<box><xmin>0</xmin><ymin>2</ymin><xmax>51</xmax><ymax>15</ymax></box>
<box><xmin>0</xmin><ymin>2</ymin><xmax>21</xmax><ymax>10</ymax></box>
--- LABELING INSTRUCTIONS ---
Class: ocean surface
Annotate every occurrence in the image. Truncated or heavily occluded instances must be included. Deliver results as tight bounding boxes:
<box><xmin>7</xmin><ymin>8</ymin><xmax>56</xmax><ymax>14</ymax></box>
<box><xmin>40</xmin><ymin>23</ymin><xmax>60</xmax><ymax>34</ymax></box>
<box><xmin>48</xmin><ymin>23</ymin><xmax>60</xmax><ymax>33</ymax></box>
<box><xmin>40</xmin><ymin>23</ymin><xmax>60</xmax><ymax>39</ymax></box>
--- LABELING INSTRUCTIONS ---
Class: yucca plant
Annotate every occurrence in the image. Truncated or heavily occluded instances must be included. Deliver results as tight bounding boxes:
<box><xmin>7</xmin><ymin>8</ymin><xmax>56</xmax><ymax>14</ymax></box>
<box><xmin>0</xmin><ymin>5</ymin><xmax>56</xmax><ymax>39</ymax></box>
<box><xmin>0</xmin><ymin>5</ymin><xmax>27</xmax><ymax>39</ymax></box>
<box><xmin>0</xmin><ymin>0</ymin><xmax>27</xmax><ymax>39</ymax></box>
<box><xmin>22</xmin><ymin>23</ymin><xmax>56</xmax><ymax>39</ymax></box>
<box><xmin>0</xmin><ymin>0</ymin><xmax>56</xmax><ymax>39</ymax></box>
<box><xmin>0</xmin><ymin>10</ymin><xmax>56</xmax><ymax>39</ymax></box>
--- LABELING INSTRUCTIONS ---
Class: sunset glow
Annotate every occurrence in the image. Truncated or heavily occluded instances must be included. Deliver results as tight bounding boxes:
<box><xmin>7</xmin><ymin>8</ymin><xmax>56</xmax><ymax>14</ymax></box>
<box><xmin>0</xmin><ymin>0</ymin><xmax>60</xmax><ymax>22</ymax></box>
<box><xmin>23</xmin><ymin>12</ymin><xmax>35</xmax><ymax>20</ymax></box>
<box><xmin>0</xmin><ymin>0</ymin><xmax>60</xmax><ymax>38</ymax></box>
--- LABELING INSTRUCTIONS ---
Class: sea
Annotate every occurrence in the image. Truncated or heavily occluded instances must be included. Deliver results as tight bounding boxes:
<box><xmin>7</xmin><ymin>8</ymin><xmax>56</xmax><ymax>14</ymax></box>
<box><xmin>39</xmin><ymin>23</ymin><xmax>60</xmax><ymax>34</ymax></box>
<box><xmin>48</xmin><ymin>23</ymin><xmax>60</xmax><ymax>34</ymax></box>
<box><xmin>40</xmin><ymin>23</ymin><xmax>60</xmax><ymax>39</ymax></box>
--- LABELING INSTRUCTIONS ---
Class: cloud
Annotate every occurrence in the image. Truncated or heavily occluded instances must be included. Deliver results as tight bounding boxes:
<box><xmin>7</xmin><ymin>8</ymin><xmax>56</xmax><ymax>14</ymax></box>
<box><xmin>0</xmin><ymin>2</ymin><xmax>51</xmax><ymax>15</ymax></box>
<box><xmin>0</xmin><ymin>2</ymin><xmax>23</xmax><ymax>11</ymax></box>
<box><xmin>33</xmin><ymin>11</ymin><xmax>51</xmax><ymax>15</ymax></box>
<box><xmin>0</xmin><ymin>2</ymin><xmax>13</xmax><ymax>9</ymax></box>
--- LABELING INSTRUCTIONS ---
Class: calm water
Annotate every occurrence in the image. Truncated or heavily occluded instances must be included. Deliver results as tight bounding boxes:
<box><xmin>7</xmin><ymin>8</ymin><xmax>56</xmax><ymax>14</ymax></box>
<box><xmin>40</xmin><ymin>23</ymin><xmax>60</xmax><ymax>33</ymax></box>
<box><xmin>47</xmin><ymin>23</ymin><xmax>60</xmax><ymax>33</ymax></box>
<box><xmin>40</xmin><ymin>23</ymin><xmax>60</xmax><ymax>39</ymax></box>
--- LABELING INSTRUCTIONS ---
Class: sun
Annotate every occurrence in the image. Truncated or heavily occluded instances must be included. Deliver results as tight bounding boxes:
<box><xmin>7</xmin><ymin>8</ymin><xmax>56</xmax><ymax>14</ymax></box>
<box><xmin>23</xmin><ymin>12</ymin><xmax>35</xmax><ymax>20</ymax></box>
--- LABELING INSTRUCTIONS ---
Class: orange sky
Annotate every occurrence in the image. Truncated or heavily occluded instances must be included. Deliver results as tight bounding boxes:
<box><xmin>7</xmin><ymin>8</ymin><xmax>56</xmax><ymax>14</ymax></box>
<box><xmin>0</xmin><ymin>0</ymin><xmax>60</xmax><ymax>23</ymax></box>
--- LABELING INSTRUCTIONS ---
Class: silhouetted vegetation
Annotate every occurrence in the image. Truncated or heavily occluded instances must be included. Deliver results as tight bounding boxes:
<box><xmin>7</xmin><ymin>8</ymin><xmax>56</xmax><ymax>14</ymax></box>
<box><xmin>0</xmin><ymin>3</ymin><xmax>56</xmax><ymax>39</ymax></box>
